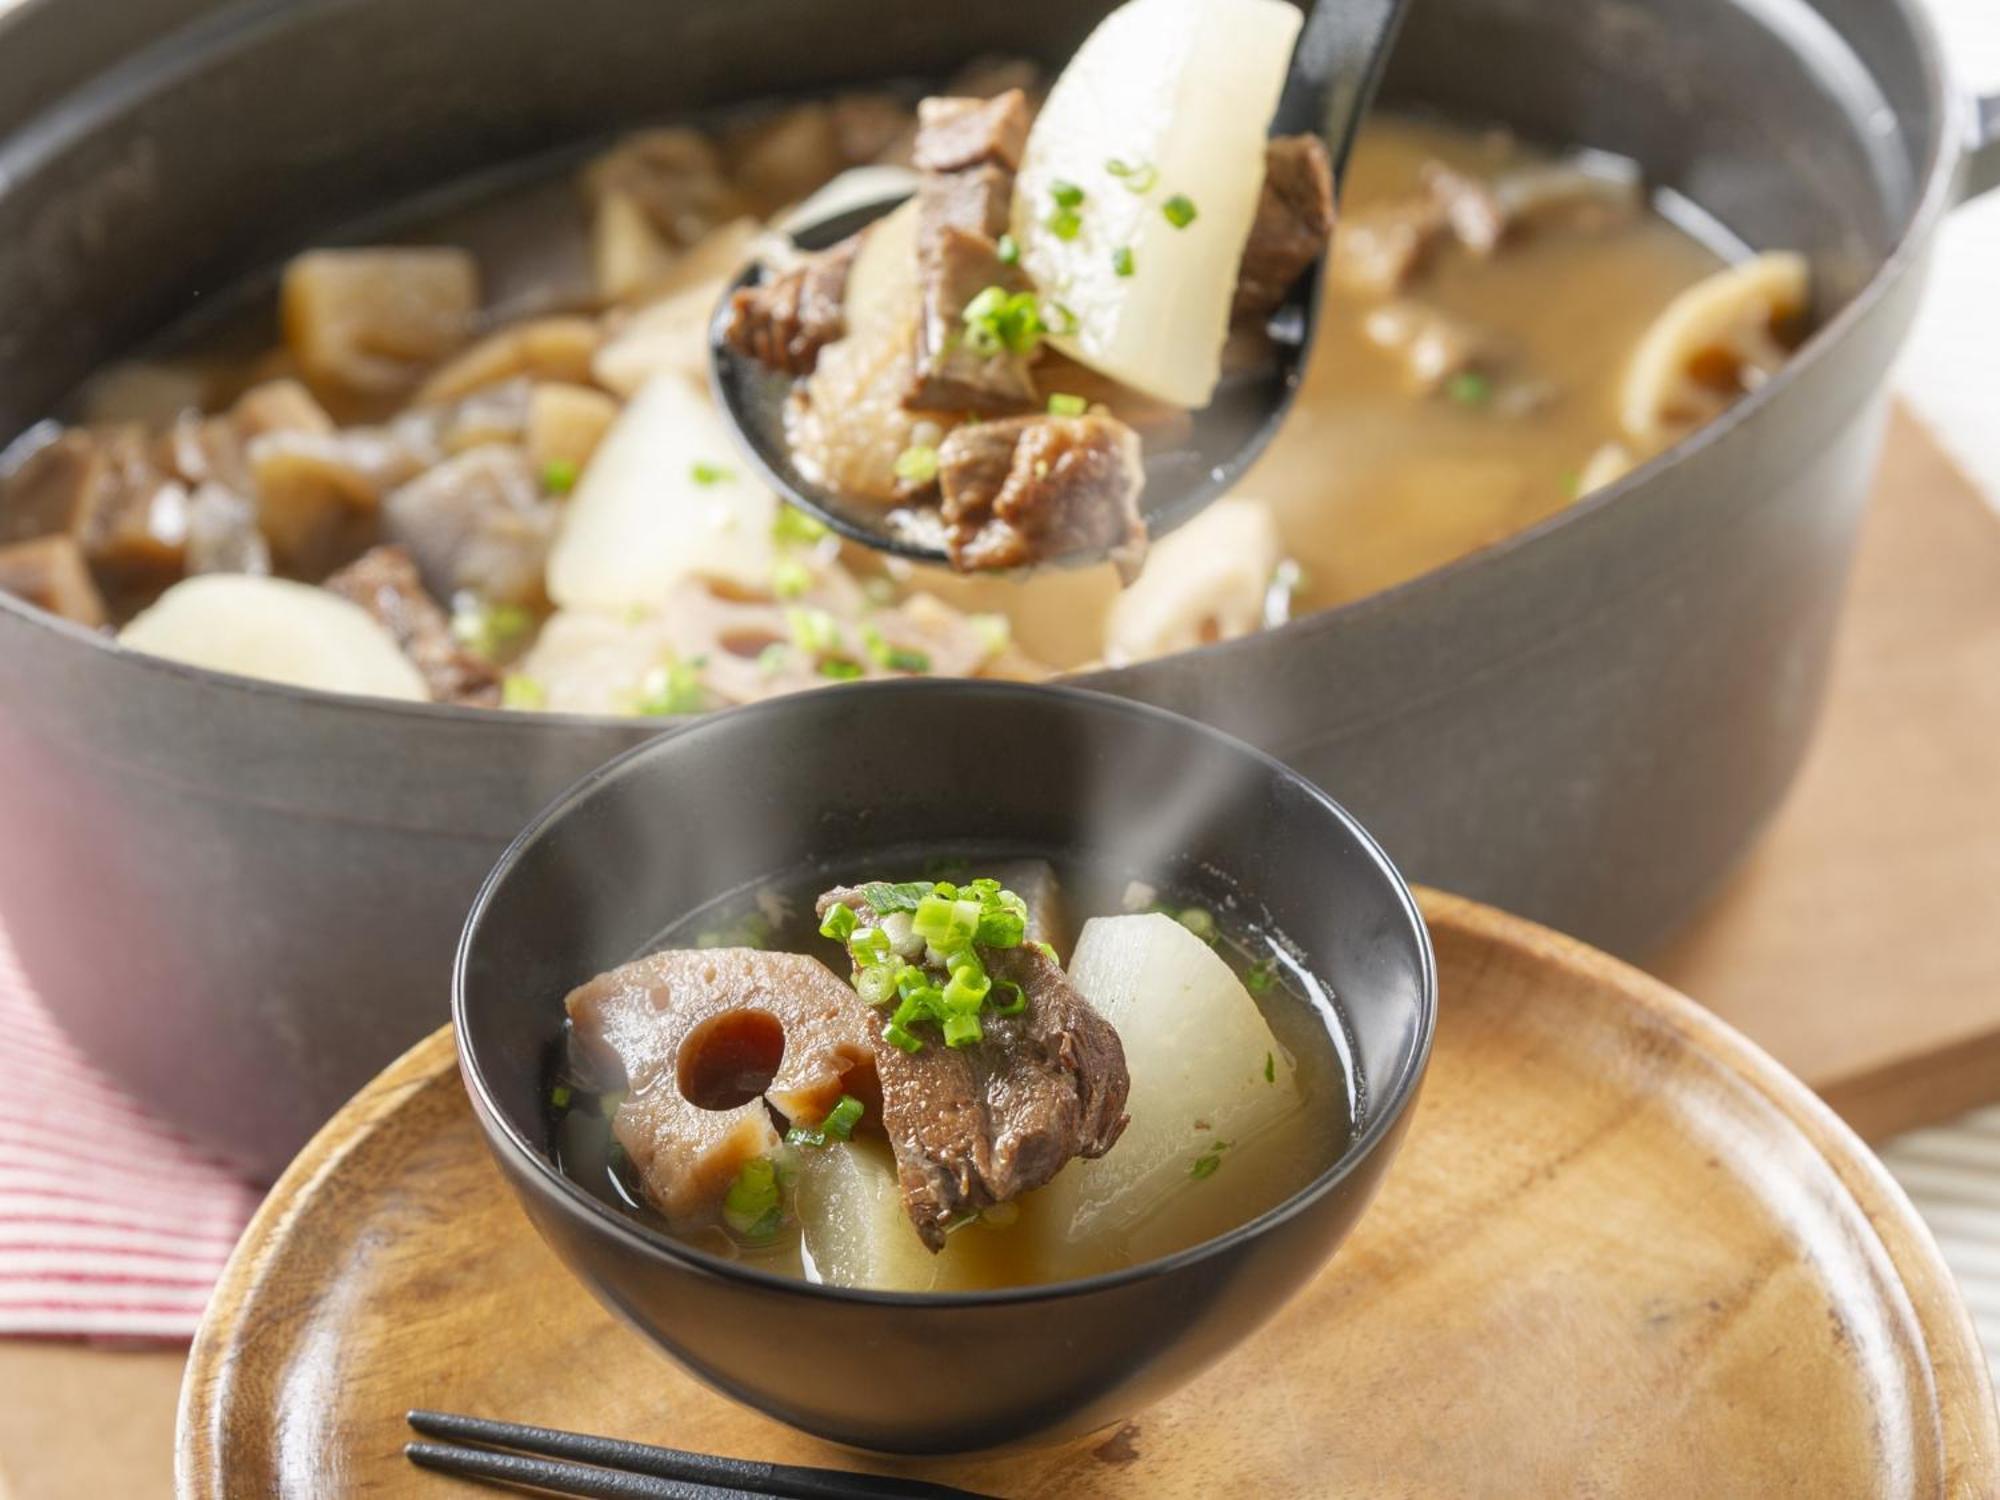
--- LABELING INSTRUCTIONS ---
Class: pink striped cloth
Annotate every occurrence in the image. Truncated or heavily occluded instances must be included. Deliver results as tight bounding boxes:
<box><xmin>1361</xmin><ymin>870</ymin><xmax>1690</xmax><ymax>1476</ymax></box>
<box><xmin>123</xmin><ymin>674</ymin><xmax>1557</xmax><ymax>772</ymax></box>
<box><xmin>0</xmin><ymin>924</ymin><xmax>260</xmax><ymax>1341</ymax></box>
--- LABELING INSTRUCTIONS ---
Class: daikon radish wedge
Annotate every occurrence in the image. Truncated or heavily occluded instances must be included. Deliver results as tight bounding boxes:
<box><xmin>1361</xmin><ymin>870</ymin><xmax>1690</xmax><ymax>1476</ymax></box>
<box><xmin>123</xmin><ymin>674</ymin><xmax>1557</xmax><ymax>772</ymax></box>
<box><xmin>1036</xmin><ymin>913</ymin><xmax>1300</xmax><ymax>1248</ymax></box>
<box><xmin>793</xmin><ymin>1138</ymin><xmax>1013</xmax><ymax>1292</ymax></box>
<box><xmin>1012</xmin><ymin>0</ymin><xmax>1302</xmax><ymax>407</ymax></box>
<box><xmin>119</xmin><ymin>574</ymin><xmax>428</xmax><ymax>700</ymax></box>
<box><xmin>546</xmin><ymin>372</ymin><xmax>776</xmax><ymax>610</ymax></box>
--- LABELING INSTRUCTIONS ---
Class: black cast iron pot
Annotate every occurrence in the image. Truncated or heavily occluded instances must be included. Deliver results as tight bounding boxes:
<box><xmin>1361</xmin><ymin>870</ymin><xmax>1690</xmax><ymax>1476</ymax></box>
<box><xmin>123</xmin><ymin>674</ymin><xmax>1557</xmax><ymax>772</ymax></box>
<box><xmin>453</xmin><ymin>681</ymin><xmax>1436</xmax><ymax>1453</ymax></box>
<box><xmin>0</xmin><ymin>0</ymin><xmax>1991</xmax><ymax>1174</ymax></box>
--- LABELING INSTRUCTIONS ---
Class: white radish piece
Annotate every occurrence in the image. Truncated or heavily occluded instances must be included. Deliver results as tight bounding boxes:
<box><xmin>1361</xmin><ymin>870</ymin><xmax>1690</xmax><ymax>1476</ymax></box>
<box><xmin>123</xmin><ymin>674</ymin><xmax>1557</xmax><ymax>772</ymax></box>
<box><xmin>546</xmin><ymin>372</ymin><xmax>776</xmax><ymax>610</ymax></box>
<box><xmin>119</xmin><ymin>574</ymin><xmax>428</xmax><ymax>701</ymax></box>
<box><xmin>792</xmin><ymin>1138</ymin><xmax>1012</xmax><ymax>1292</ymax></box>
<box><xmin>1012</xmin><ymin>0</ymin><xmax>1303</xmax><ymax>407</ymax></box>
<box><xmin>1035</xmin><ymin>914</ymin><xmax>1301</xmax><ymax>1250</ymax></box>
<box><xmin>1103</xmin><ymin>497</ymin><xmax>1282</xmax><ymax>664</ymax></box>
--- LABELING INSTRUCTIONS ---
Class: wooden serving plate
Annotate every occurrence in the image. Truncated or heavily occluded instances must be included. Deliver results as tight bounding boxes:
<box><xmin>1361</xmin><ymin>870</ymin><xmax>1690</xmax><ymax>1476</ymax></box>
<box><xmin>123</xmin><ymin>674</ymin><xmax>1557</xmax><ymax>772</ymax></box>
<box><xmin>177</xmin><ymin>893</ymin><xmax>1999</xmax><ymax>1498</ymax></box>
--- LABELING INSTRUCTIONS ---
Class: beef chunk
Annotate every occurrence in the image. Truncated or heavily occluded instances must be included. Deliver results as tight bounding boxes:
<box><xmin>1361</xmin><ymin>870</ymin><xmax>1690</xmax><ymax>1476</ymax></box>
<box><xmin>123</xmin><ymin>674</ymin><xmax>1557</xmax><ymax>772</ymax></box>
<box><xmin>0</xmin><ymin>535</ymin><xmax>107</xmax><ymax>626</ymax></box>
<box><xmin>1234</xmin><ymin>136</ymin><xmax>1337</xmax><ymax>323</ymax></box>
<box><xmin>566</xmin><ymin>949</ymin><xmax>879</xmax><ymax>1230</ymax></box>
<box><xmin>324</xmin><ymin>545</ymin><xmax>502</xmax><ymax>706</ymax></box>
<box><xmin>911</xmin><ymin>91</ymin><xmax>1031</xmax><ymax>174</ymax></box>
<box><xmin>0</xmin><ymin>429</ymin><xmax>104</xmax><ymax>545</ymax></box>
<box><xmin>817</xmin><ymin>884</ymin><xmax>1129</xmax><ymax>1249</ymax></box>
<box><xmin>937</xmin><ymin>413</ymin><xmax>1146</xmax><ymax>572</ymax></box>
<box><xmin>723</xmin><ymin>235</ymin><xmax>863</xmax><ymax>377</ymax></box>
<box><xmin>0</xmin><ymin>426</ymin><xmax>190</xmax><ymax>604</ymax></box>
<box><xmin>381</xmin><ymin>445</ymin><xmax>557</xmax><ymax>609</ymax></box>
<box><xmin>909</xmin><ymin>229</ymin><xmax>1039</xmax><ymax>414</ymax></box>
<box><xmin>905</xmin><ymin>92</ymin><xmax>1041</xmax><ymax>416</ymax></box>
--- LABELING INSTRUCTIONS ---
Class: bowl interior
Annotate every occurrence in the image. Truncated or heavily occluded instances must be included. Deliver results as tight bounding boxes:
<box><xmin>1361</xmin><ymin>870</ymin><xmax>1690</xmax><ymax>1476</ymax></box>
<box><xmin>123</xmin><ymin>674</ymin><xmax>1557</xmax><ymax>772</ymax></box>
<box><xmin>454</xmin><ymin>680</ymin><xmax>1435</xmax><ymax>1294</ymax></box>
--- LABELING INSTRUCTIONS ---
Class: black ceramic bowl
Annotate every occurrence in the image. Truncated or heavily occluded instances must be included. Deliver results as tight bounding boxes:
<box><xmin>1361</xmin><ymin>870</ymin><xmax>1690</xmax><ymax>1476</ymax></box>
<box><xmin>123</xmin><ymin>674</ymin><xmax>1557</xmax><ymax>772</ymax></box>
<box><xmin>453</xmin><ymin>681</ymin><xmax>1434</xmax><ymax>1454</ymax></box>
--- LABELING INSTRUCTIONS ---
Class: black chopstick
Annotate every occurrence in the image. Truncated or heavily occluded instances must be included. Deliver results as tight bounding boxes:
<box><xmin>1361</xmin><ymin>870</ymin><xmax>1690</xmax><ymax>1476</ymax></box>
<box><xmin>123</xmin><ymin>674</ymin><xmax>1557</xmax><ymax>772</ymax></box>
<box><xmin>406</xmin><ymin>1410</ymin><xmax>998</xmax><ymax>1500</ymax></box>
<box><xmin>406</xmin><ymin>1439</ymin><xmax>757</xmax><ymax>1498</ymax></box>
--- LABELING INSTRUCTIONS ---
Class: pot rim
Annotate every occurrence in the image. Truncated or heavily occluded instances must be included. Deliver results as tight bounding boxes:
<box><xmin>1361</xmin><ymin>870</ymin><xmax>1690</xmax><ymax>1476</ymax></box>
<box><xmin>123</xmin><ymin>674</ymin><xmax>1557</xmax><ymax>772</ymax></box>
<box><xmin>451</xmin><ymin>677</ymin><xmax>1439</xmax><ymax>1308</ymax></box>
<box><xmin>0</xmin><ymin>0</ymin><xmax>1968</xmax><ymax>725</ymax></box>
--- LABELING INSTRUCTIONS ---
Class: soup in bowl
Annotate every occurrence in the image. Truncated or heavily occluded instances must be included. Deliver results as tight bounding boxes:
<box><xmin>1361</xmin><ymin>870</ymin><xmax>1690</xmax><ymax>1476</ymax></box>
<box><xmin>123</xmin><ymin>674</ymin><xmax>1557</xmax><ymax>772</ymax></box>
<box><xmin>454</xmin><ymin>680</ymin><xmax>1434</xmax><ymax>1452</ymax></box>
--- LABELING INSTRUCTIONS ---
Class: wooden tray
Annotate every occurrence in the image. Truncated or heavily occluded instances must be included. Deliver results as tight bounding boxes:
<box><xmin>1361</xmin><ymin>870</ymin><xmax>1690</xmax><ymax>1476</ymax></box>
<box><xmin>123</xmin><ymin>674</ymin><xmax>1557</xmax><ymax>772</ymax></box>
<box><xmin>177</xmin><ymin>892</ymin><xmax>1998</xmax><ymax>1499</ymax></box>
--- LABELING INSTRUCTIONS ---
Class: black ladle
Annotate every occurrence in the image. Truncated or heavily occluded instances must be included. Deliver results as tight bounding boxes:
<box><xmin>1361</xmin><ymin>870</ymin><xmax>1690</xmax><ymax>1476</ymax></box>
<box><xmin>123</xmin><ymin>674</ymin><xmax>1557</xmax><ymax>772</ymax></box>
<box><xmin>708</xmin><ymin>0</ymin><xmax>1412</xmax><ymax>567</ymax></box>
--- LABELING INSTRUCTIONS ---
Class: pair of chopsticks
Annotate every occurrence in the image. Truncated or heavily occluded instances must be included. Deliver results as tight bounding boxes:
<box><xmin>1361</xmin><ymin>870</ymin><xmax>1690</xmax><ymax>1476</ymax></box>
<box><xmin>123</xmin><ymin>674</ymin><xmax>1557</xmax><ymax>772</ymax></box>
<box><xmin>404</xmin><ymin>1410</ymin><xmax>998</xmax><ymax>1500</ymax></box>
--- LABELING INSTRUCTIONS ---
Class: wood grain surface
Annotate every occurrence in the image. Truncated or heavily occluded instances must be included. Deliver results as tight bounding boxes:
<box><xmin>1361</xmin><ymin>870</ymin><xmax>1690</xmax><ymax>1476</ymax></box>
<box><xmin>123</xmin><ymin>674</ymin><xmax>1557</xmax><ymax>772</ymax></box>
<box><xmin>176</xmin><ymin>891</ymin><xmax>1999</xmax><ymax>1500</ymax></box>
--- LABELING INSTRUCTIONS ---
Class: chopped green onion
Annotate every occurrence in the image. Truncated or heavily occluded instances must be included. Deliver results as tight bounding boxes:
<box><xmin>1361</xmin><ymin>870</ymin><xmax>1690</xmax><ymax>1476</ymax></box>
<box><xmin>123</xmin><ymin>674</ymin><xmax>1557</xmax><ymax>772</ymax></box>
<box><xmin>1446</xmin><ymin>371</ymin><xmax>1494</xmax><ymax>407</ymax></box>
<box><xmin>541</xmin><ymin>457</ymin><xmax>579</xmax><ymax>496</ymax></box>
<box><xmin>772</xmin><ymin>557</ymin><xmax>812</xmax><ymax>599</ymax></box>
<box><xmin>722</xmin><ymin>1157</ymin><xmax>783</xmax><ymax>1241</ymax></box>
<box><xmin>1043</xmin><ymin>302</ymin><xmax>1079</xmax><ymax>337</ymax></box>
<box><xmin>1177</xmin><ymin>907</ymin><xmax>1218</xmax><ymax>944</ymax></box>
<box><xmin>1047</xmin><ymin>206</ymin><xmax>1083</xmax><ymax>241</ymax></box>
<box><xmin>785</xmin><ymin>606</ymin><xmax>841</xmax><ymax>657</ymax></box>
<box><xmin>860</xmin><ymin>881</ymin><xmax>932</xmax><ymax>913</ymax></box>
<box><xmin>963</xmin><ymin>287</ymin><xmax>1051</xmax><ymax>358</ymax></box>
<box><xmin>819</xmin><ymin>902</ymin><xmax>858</xmax><ymax>942</ymax></box>
<box><xmin>451</xmin><ymin>599</ymin><xmax>536</xmax><ymax>661</ymax></box>
<box><xmin>1162</xmin><ymin>193</ymin><xmax>1198</xmax><ymax>229</ymax></box>
<box><xmin>913</xmin><ymin>893</ymin><xmax>981</xmax><ymax>949</ymax></box>
<box><xmin>883</xmin><ymin>1022</ymin><xmax>923</xmax><ymax>1053</ymax></box>
<box><xmin>1106</xmin><ymin>159</ymin><xmax>1158</xmax><ymax>193</ymax></box>
<box><xmin>772</xmin><ymin>506</ymin><xmax>829</xmax><ymax>546</ymax></box>
<box><xmin>1265</xmin><ymin>1051</ymin><xmax>1277</xmax><ymax>1084</ymax></box>
<box><xmin>894</xmin><ymin>444</ymin><xmax>941</xmax><ymax>485</ymax></box>
<box><xmin>970</xmin><ymin>614</ymin><xmax>1011</xmax><ymax>658</ymax></box>
<box><xmin>1190</xmin><ymin>1152</ymin><xmax>1222</xmax><ymax>1180</ymax></box>
<box><xmin>633</xmin><ymin>658</ymin><xmax>706</xmax><ymax>717</ymax></box>
<box><xmin>1050</xmin><ymin>180</ymin><xmax>1085</xmax><ymax>209</ymax></box>
<box><xmin>1047</xmin><ymin>392</ymin><xmax>1088</xmax><ymax>418</ymax></box>
<box><xmin>820</xmin><ymin>658</ymin><xmax>865</xmax><ymax>681</ymax></box>
<box><xmin>856</xmin><ymin>964</ymin><xmax>898</xmax><ymax>1005</ymax></box>
<box><xmin>1034</xmin><ymin>940</ymin><xmax>1058</xmax><ymax>963</ymax></box>
<box><xmin>996</xmin><ymin>232</ymin><xmax>1020</xmax><ymax>266</ymax></box>
<box><xmin>757</xmin><ymin>643</ymin><xmax>789</xmax><ymax>677</ymax></box>
<box><xmin>1111</xmin><ymin>245</ymin><xmax>1134</xmax><ymax>278</ymax></box>
<box><xmin>1245</xmin><ymin>959</ymin><xmax>1277</xmax><ymax>995</ymax></box>
<box><xmin>691</xmin><ymin>460</ymin><xmax>733</xmax><ymax>486</ymax></box>
<box><xmin>501</xmin><ymin>674</ymin><xmax>546</xmax><ymax>711</ymax></box>
<box><xmin>992</xmin><ymin>977</ymin><xmax>1027</xmax><ymax>1015</ymax></box>
<box><xmin>785</xmin><ymin>1091</ymin><xmax>866</xmax><ymax>1148</ymax></box>
<box><xmin>1558</xmin><ymin>468</ymin><xmax>1583</xmax><ymax>496</ymax></box>
<box><xmin>942</xmin><ymin>965</ymin><xmax>992</xmax><ymax>1012</ymax></box>
<box><xmin>549</xmin><ymin>1083</ymin><xmax>573</xmax><ymax>1109</ymax></box>
<box><xmin>941</xmin><ymin>1012</ymin><xmax>983</xmax><ymax>1048</ymax></box>
<box><xmin>863</xmin><ymin>626</ymin><xmax>930</xmax><ymax>674</ymax></box>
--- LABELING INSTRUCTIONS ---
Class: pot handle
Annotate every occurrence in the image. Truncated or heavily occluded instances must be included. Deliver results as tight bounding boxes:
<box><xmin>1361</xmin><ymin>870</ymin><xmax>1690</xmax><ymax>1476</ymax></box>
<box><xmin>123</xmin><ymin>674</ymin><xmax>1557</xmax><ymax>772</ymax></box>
<box><xmin>1964</xmin><ymin>93</ymin><xmax>2000</xmax><ymax>204</ymax></box>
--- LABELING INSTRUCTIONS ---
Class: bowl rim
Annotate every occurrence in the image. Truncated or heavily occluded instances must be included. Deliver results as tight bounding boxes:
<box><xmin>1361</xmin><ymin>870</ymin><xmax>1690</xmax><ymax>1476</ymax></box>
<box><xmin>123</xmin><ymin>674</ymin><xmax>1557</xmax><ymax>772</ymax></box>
<box><xmin>451</xmin><ymin>677</ymin><xmax>1438</xmax><ymax>1307</ymax></box>
<box><xmin>0</xmin><ymin>0</ymin><xmax>1967</xmax><ymax>718</ymax></box>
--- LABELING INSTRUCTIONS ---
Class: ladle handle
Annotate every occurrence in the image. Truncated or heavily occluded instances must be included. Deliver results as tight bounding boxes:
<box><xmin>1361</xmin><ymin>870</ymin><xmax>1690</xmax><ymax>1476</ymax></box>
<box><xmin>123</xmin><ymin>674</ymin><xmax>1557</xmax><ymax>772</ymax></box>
<box><xmin>1963</xmin><ymin>93</ymin><xmax>2000</xmax><ymax>205</ymax></box>
<box><xmin>1273</xmin><ymin>0</ymin><xmax>1414</xmax><ymax>182</ymax></box>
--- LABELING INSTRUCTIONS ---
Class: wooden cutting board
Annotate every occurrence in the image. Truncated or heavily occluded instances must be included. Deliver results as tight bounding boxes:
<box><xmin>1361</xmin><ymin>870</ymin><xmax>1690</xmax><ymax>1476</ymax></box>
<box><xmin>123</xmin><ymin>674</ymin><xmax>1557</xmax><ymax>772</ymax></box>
<box><xmin>176</xmin><ymin>892</ymin><xmax>1997</xmax><ymax>1499</ymax></box>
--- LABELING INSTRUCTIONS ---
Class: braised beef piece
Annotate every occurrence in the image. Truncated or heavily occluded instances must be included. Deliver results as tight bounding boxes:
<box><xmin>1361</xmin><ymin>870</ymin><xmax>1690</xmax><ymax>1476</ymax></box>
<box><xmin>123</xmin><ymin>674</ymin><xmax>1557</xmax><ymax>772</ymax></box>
<box><xmin>382</xmin><ymin>444</ymin><xmax>556</xmax><ymax>610</ymax></box>
<box><xmin>722</xmin><ymin>234</ymin><xmax>864</xmax><ymax>378</ymax></box>
<box><xmin>324</xmin><ymin>545</ymin><xmax>502</xmax><ymax>706</ymax></box>
<box><xmin>909</xmin><ymin>229</ymin><xmax>1040</xmax><ymax>414</ymax></box>
<box><xmin>936</xmin><ymin>413</ymin><xmax>1146</xmax><ymax>572</ymax></box>
<box><xmin>0</xmin><ymin>427</ymin><xmax>190</xmax><ymax>608</ymax></box>
<box><xmin>566</xmin><ymin>949</ymin><xmax>879</xmax><ymax>1230</ymax></box>
<box><xmin>816</xmin><ymin>884</ymin><xmax>1129</xmax><ymax>1249</ymax></box>
<box><xmin>911</xmin><ymin>93</ymin><xmax>1031</xmax><ymax>174</ymax></box>
<box><xmin>907</xmin><ymin>90</ymin><xmax>1040</xmax><ymax>416</ymax></box>
<box><xmin>1233</xmin><ymin>136</ymin><xmax>1337</xmax><ymax>324</ymax></box>
<box><xmin>0</xmin><ymin>534</ymin><xmax>107</xmax><ymax>626</ymax></box>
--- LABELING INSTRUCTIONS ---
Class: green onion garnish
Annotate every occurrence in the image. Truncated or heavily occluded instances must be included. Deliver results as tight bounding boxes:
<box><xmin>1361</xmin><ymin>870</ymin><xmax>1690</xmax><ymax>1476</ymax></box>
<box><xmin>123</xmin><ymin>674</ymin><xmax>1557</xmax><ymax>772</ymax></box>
<box><xmin>633</xmin><ymin>658</ymin><xmax>706</xmax><ymax>717</ymax></box>
<box><xmin>691</xmin><ymin>460</ymin><xmax>733</xmax><ymax>486</ymax></box>
<box><xmin>819</xmin><ymin>902</ymin><xmax>858</xmax><ymax>942</ymax></box>
<box><xmin>893</xmin><ymin>444</ymin><xmax>941</xmax><ymax>485</ymax></box>
<box><xmin>1111</xmin><ymin>245</ymin><xmax>1135</xmax><ymax>278</ymax></box>
<box><xmin>757</xmin><ymin>643</ymin><xmax>789</xmax><ymax>677</ymax></box>
<box><xmin>1190</xmin><ymin>1152</ymin><xmax>1222</xmax><ymax>1180</ymax></box>
<box><xmin>1105</xmin><ymin>158</ymin><xmax>1158</xmax><ymax>192</ymax></box>
<box><xmin>970</xmin><ymin>614</ymin><xmax>1010</xmax><ymax>657</ymax></box>
<box><xmin>1265</xmin><ymin>1052</ymin><xmax>1277</xmax><ymax>1084</ymax></box>
<box><xmin>771</xmin><ymin>558</ymin><xmax>812</xmax><ymax>600</ymax></box>
<box><xmin>1162</xmin><ymin>194</ymin><xmax>1198</xmax><ymax>229</ymax></box>
<box><xmin>772</xmin><ymin>506</ymin><xmax>829</xmax><ymax>546</ymax></box>
<box><xmin>1446</xmin><ymin>371</ymin><xmax>1494</xmax><ymax>407</ymax></box>
<box><xmin>501</xmin><ymin>674</ymin><xmax>546</xmax><ymax>711</ymax></box>
<box><xmin>451</xmin><ymin>599</ymin><xmax>536</xmax><ymax>661</ymax></box>
<box><xmin>863</xmin><ymin>626</ymin><xmax>930</xmax><ymax>674</ymax></box>
<box><xmin>785</xmin><ymin>1092</ymin><xmax>865</xmax><ymax>1148</ymax></box>
<box><xmin>1177</xmin><ymin>907</ymin><xmax>1218</xmax><ymax>944</ymax></box>
<box><xmin>820</xmin><ymin>658</ymin><xmax>865</xmax><ymax>681</ymax></box>
<box><xmin>833</xmin><ymin>878</ymin><xmax>1034</xmax><ymax>1052</ymax></box>
<box><xmin>549</xmin><ymin>1083</ymin><xmax>573</xmax><ymax>1109</ymax></box>
<box><xmin>1559</xmin><ymin>469</ymin><xmax>1583</xmax><ymax>496</ymax></box>
<box><xmin>722</xmin><ymin>1158</ymin><xmax>783</xmax><ymax>1241</ymax></box>
<box><xmin>962</xmin><ymin>287</ymin><xmax>1051</xmax><ymax>358</ymax></box>
<box><xmin>1047</xmin><ymin>392</ymin><xmax>1088</xmax><ymax>418</ymax></box>
<box><xmin>1047</xmin><ymin>207</ymin><xmax>1082</xmax><ymax>241</ymax></box>
<box><xmin>1245</xmin><ymin>959</ymin><xmax>1277</xmax><ymax>995</ymax></box>
<box><xmin>541</xmin><ymin>457</ymin><xmax>579</xmax><ymax>495</ymax></box>
<box><xmin>1050</xmin><ymin>180</ymin><xmax>1085</xmax><ymax>209</ymax></box>
<box><xmin>785</xmin><ymin>606</ymin><xmax>840</xmax><ymax>657</ymax></box>
<box><xmin>996</xmin><ymin>233</ymin><xmax>1020</xmax><ymax>266</ymax></box>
